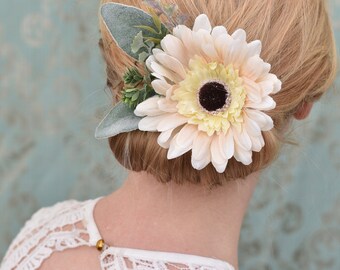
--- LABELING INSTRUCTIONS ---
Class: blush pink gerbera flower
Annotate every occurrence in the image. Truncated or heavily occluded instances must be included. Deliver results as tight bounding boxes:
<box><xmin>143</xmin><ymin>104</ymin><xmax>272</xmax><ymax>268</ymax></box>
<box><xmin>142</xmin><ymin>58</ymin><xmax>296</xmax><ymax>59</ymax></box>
<box><xmin>134</xmin><ymin>14</ymin><xmax>282</xmax><ymax>173</ymax></box>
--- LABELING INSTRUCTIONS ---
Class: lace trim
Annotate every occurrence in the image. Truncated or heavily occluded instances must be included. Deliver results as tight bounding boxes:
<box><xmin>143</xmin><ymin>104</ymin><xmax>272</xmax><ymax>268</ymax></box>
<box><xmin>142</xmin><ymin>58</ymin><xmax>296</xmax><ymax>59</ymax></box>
<box><xmin>100</xmin><ymin>246</ymin><xmax>234</xmax><ymax>270</ymax></box>
<box><xmin>0</xmin><ymin>198</ymin><xmax>101</xmax><ymax>270</ymax></box>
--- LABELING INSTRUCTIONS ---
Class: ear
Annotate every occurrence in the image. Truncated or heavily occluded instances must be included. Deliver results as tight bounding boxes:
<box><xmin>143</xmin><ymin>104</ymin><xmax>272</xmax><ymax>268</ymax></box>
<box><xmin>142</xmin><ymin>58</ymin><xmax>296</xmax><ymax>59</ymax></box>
<box><xmin>294</xmin><ymin>102</ymin><xmax>314</xmax><ymax>120</ymax></box>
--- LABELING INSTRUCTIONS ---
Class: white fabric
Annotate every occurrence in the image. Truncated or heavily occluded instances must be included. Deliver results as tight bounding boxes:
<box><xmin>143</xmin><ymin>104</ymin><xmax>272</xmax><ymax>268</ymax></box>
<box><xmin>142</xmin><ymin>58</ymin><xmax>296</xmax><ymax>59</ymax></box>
<box><xmin>0</xmin><ymin>197</ymin><xmax>235</xmax><ymax>270</ymax></box>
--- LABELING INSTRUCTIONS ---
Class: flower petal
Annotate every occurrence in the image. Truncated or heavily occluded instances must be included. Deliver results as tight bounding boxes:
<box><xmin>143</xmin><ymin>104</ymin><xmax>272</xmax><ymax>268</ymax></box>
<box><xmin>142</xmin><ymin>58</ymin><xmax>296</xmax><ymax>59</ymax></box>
<box><xmin>247</xmin><ymin>40</ymin><xmax>262</xmax><ymax>57</ymax></box>
<box><xmin>259</xmin><ymin>73</ymin><xmax>282</xmax><ymax>94</ymax></box>
<box><xmin>220</xmin><ymin>128</ymin><xmax>235</xmax><ymax>160</ymax></box>
<box><xmin>223</xmin><ymin>38</ymin><xmax>248</xmax><ymax>68</ymax></box>
<box><xmin>232</xmin><ymin>125</ymin><xmax>252</xmax><ymax>151</ymax></box>
<box><xmin>138</xmin><ymin>114</ymin><xmax>170</xmax><ymax>131</ymax></box>
<box><xmin>150</xmin><ymin>61</ymin><xmax>182</xmax><ymax>83</ymax></box>
<box><xmin>172</xmin><ymin>25</ymin><xmax>199</xmax><ymax>59</ymax></box>
<box><xmin>151</xmin><ymin>72</ymin><xmax>166</xmax><ymax>81</ymax></box>
<box><xmin>234</xmin><ymin>142</ymin><xmax>252</xmax><ymax>165</ymax></box>
<box><xmin>153</xmin><ymin>49</ymin><xmax>187</xmax><ymax>79</ymax></box>
<box><xmin>134</xmin><ymin>96</ymin><xmax>164</xmax><ymax>117</ymax></box>
<box><xmin>202</xmin><ymin>43</ymin><xmax>219</xmax><ymax>60</ymax></box>
<box><xmin>160</xmin><ymin>34</ymin><xmax>188</xmax><ymax>66</ymax></box>
<box><xmin>243</xmin><ymin>77</ymin><xmax>262</xmax><ymax>103</ymax></box>
<box><xmin>243</xmin><ymin>112</ymin><xmax>262</xmax><ymax>137</ymax></box>
<box><xmin>246</xmin><ymin>96</ymin><xmax>276</xmax><ymax>111</ymax></box>
<box><xmin>212</xmin><ymin>26</ymin><xmax>228</xmax><ymax>39</ymax></box>
<box><xmin>157</xmin><ymin>98</ymin><xmax>178</xmax><ymax>113</ymax></box>
<box><xmin>214</xmin><ymin>36</ymin><xmax>232</xmax><ymax>63</ymax></box>
<box><xmin>192</xmin><ymin>29</ymin><xmax>215</xmax><ymax>61</ymax></box>
<box><xmin>241</xmin><ymin>55</ymin><xmax>271</xmax><ymax>81</ymax></box>
<box><xmin>249</xmin><ymin>135</ymin><xmax>264</xmax><ymax>152</ymax></box>
<box><xmin>151</xmin><ymin>79</ymin><xmax>172</xmax><ymax>96</ymax></box>
<box><xmin>258</xmin><ymin>80</ymin><xmax>274</xmax><ymax>97</ymax></box>
<box><xmin>156</xmin><ymin>113</ymin><xmax>188</xmax><ymax>132</ymax></box>
<box><xmin>191</xmin><ymin>131</ymin><xmax>213</xmax><ymax>170</ymax></box>
<box><xmin>272</xmin><ymin>75</ymin><xmax>282</xmax><ymax>94</ymax></box>
<box><xmin>173</xmin><ymin>25</ymin><xmax>185</xmax><ymax>39</ymax></box>
<box><xmin>193</xmin><ymin>14</ymin><xmax>212</xmax><ymax>33</ymax></box>
<box><xmin>146</xmin><ymin>55</ymin><xmax>156</xmax><ymax>72</ymax></box>
<box><xmin>232</xmin><ymin>29</ymin><xmax>247</xmax><ymax>42</ymax></box>
<box><xmin>211</xmin><ymin>133</ymin><xmax>229</xmax><ymax>173</ymax></box>
<box><xmin>243</xmin><ymin>112</ymin><xmax>264</xmax><ymax>152</ymax></box>
<box><xmin>166</xmin><ymin>85</ymin><xmax>178</xmax><ymax>100</ymax></box>
<box><xmin>167</xmin><ymin>124</ymin><xmax>199</xmax><ymax>159</ymax></box>
<box><xmin>157</xmin><ymin>128</ymin><xmax>176</xmax><ymax>148</ymax></box>
<box><xmin>246</xmin><ymin>109</ymin><xmax>274</xmax><ymax>131</ymax></box>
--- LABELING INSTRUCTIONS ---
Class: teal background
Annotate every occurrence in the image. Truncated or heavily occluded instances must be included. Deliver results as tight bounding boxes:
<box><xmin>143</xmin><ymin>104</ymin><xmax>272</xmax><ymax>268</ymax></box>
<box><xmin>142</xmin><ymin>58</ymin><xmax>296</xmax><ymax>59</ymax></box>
<box><xmin>0</xmin><ymin>0</ymin><xmax>339</xmax><ymax>269</ymax></box>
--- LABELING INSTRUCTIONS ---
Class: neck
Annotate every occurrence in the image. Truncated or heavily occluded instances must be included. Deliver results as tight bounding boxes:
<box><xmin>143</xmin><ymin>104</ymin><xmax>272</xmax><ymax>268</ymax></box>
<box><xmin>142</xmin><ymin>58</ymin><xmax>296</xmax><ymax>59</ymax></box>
<box><xmin>105</xmin><ymin>170</ymin><xmax>260</xmax><ymax>269</ymax></box>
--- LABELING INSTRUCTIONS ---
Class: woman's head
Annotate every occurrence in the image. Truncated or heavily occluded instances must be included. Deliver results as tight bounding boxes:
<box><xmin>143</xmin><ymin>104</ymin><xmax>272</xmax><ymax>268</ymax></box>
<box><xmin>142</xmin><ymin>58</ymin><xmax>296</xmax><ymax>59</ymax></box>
<box><xmin>99</xmin><ymin>0</ymin><xmax>337</xmax><ymax>187</ymax></box>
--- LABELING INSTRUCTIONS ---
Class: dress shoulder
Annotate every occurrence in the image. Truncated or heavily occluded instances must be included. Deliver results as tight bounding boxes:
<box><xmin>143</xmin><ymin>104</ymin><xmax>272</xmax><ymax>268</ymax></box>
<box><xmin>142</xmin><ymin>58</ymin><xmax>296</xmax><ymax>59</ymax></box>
<box><xmin>1</xmin><ymin>197</ymin><xmax>235</xmax><ymax>270</ymax></box>
<box><xmin>0</xmin><ymin>198</ymin><xmax>101</xmax><ymax>270</ymax></box>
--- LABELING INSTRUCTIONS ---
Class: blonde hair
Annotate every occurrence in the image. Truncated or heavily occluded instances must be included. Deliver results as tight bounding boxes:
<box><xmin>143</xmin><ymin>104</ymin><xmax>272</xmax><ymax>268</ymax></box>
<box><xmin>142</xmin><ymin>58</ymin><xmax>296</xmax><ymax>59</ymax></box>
<box><xmin>98</xmin><ymin>0</ymin><xmax>337</xmax><ymax>187</ymax></box>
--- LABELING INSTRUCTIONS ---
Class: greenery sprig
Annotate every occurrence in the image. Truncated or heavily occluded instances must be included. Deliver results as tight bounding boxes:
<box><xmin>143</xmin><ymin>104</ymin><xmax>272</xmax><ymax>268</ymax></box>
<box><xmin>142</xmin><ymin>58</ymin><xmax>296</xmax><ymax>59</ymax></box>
<box><xmin>135</xmin><ymin>9</ymin><xmax>169</xmax><ymax>45</ymax></box>
<box><xmin>123</xmin><ymin>67</ymin><xmax>144</xmax><ymax>85</ymax></box>
<box><xmin>131</xmin><ymin>10</ymin><xmax>169</xmax><ymax>62</ymax></box>
<box><xmin>143</xmin><ymin>0</ymin><xmax>189</xmax><ymax>29</ymax></box>
<box><xmin>121</xmin><ymin>67</ymin><xmax>156</xmax><ymax>109</ymax></box>
<box><xmin>122</xmin><ymin>7</ymin><xmax>170</xmax><ymax>109</ymax></box>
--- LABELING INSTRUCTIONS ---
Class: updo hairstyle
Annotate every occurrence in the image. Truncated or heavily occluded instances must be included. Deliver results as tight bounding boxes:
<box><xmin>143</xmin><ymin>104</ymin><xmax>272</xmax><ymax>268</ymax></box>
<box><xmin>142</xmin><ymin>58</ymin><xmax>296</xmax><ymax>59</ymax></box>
<box><xmin>98</xmin><ymin>0</ymin><xmax>337</xmax><ymax>187</ymax></box>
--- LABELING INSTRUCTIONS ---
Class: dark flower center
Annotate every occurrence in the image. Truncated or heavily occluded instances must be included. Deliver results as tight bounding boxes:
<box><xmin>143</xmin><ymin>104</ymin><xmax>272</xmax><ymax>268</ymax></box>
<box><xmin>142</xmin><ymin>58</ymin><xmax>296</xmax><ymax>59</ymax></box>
<box><xmin>198</xmin><ymin>81</ymin><xmax>230</xmax><ymax>112</ymax></box>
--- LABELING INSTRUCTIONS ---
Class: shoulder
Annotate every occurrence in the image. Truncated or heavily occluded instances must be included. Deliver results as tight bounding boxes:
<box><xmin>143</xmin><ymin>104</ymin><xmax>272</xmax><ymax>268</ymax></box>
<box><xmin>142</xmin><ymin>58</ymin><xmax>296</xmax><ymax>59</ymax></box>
<box><xmin>0</xmin><ymin>197</ymin><xmax>102</xmax><ymax>270</ymax></box>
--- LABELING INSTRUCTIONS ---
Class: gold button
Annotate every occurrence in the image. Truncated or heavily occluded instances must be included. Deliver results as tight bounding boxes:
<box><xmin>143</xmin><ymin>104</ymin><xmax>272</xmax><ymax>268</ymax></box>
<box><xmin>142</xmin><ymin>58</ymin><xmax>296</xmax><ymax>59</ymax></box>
<box><xmin>96</xmin><ymin>239</ymin><xmax>105</xmax><ymax>251</ymax></box>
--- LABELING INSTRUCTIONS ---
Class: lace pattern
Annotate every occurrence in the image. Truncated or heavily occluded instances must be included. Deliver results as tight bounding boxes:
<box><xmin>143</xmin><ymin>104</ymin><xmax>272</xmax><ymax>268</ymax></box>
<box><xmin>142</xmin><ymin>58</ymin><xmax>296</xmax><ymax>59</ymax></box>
<box><xmin>0</xmin><ymin>198</ymin><xmax>234</xmax><ymax>270</ymax></box>
<box><xmin>0</xmin><ymin>199</ymin><xmax>97</xmax><ymax>270</ymax></box>
<box><xmin>100</xmin><ymin>246</ymin><xmax>230</xmax><ymax>270</ymax></box>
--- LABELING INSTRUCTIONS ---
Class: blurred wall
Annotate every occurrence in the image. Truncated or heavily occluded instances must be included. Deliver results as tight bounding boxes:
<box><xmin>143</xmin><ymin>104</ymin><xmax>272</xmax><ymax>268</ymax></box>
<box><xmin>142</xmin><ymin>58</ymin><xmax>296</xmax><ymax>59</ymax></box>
<box><xmin>0</xmin><ymin>0</ymin><xmax>339</xmax><ymax>269</ymax></box>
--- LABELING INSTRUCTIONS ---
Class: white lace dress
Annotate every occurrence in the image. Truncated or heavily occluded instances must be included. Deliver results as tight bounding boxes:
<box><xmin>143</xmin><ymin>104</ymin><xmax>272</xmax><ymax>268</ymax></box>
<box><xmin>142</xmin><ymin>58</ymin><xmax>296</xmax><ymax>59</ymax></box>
<box><xmin>0</xmin><ymin>197</ymin><xmax>235</xmax><ymax>270</ymax></box>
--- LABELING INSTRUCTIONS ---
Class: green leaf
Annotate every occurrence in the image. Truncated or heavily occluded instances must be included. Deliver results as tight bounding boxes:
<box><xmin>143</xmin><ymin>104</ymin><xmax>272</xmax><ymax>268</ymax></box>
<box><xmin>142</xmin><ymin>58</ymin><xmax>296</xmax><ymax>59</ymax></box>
<box><xmin>123</xmin><ymin>67</ymin><xmax>144</xmax><ymax>85</ymax></box>
<box><xmin>101</xmin><ymin>3</ymin><xmax>169</xmax><ymax>60</ymax></box>
<box><xmin>125</xmin><ymin>88</ymin><xmax>137</xmax><ymax>93</ymax></box>
<box><xmin>94</xmin><ymin>101</ymin><xmax>141</xmax><ymax>139</ymax></box>
<box><xmin>143</xmin><ymin>88</ymin><xmax>148</xmax><ymax>100</ymax></box>
<box><xmin>128</xmin><ymin>101</ymin><xmax>134</xmax><ymax>108</ymax></box>
<box><xmin>135</xmin><ymin>25</ymin><xmax>159</xmax><ymax>35</ymax></box>
<box><xmin>138</xmin><ymin>52</ymin><xmax>150</xmax><ymax>63</ymax></box>
<box><xmin>131</xmin><ymin>91</ymin><xmax>140</xmax><ymax>102</ymax></box>
<box><xmin>150</xmin><ymin>9</ymin><xmax>162</xmax><ymax>31</ymax></box>
<box><xmin>124</xmin><ymin>91</ymin><xmax>136</xmax><ymax>98</ymax></box>
<box><xmin>131</xmin><ymin>31</ymin><xmax>146</xmax><ymax>54</ymax></box>
<box><xmin>145</xmin><ymin>40</ymin><xmax>155</xmax><ymax>48</ymax></box>
<box><xmin>143</xmin><ymin>73</ymin><xmax>152</xmax><ymax>84</ymax></box>
<box><xmin>144</xmin><ymin>37</ymin><xmax>162</xmax><ymax>44</ymax></box>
